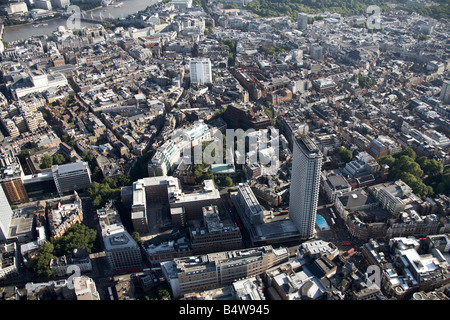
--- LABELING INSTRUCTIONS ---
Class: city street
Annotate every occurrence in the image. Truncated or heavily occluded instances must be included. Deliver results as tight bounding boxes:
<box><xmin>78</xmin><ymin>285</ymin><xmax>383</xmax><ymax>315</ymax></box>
<box><xmin>314</xmin><ymin>193</ymin><xmax>366</xmax><ymax>253</ymax></box>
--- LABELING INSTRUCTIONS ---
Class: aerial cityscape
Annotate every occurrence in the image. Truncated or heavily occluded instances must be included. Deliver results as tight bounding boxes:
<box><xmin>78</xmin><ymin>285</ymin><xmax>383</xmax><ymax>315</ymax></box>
<box><xmin>0</xmin><ymin>0</ymin><xmax>449</xmax><ymax>307</ymax></box>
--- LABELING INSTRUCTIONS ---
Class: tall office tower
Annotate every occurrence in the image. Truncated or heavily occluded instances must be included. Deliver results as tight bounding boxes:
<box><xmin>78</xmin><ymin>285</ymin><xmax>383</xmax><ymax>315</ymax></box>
<box><xmin>310</xmin><ymin>44</ymin><xmax>323</xmax><ymax>61</ymax></box>
<box><xmin>52</xmin><ymin>161</ymin><xmax>92</xmax><ymax>195</ymax></box>
<box><xmin>289</xmin><ymin>135</ymin><xmax>323</xmax><ymax>239</ymax></box>
<box><xmin>440</xmin><ymin>80</ymin><xmax>450</xmax><ymax>104</ymax></box>
<box><xmin>189</xmin><ymin>58</ymin><xmax>212</xmax><ymax>85</ymax></box>
<box><xmin>0</xmin><ymin>186</ymin><xmax>13</xmax><ymax>241</ymax></box>
<box><xmin>298</xmin><ymin>13</ymin><xmax>308</xmax><ymax>30</ymax></box>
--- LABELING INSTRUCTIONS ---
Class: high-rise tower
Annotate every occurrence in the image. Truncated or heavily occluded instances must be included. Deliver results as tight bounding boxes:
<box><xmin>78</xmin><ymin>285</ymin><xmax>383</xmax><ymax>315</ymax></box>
<box><xmin>289</xmin><ymin>135</ymin><xmax>323</xmax><ymax>239</ymax></box>
<box><xmin>440</xmin><ymin>80</ymin><xmax>450</xmax><ymax>104</ymax></box>
<box><xmin>298</xmin><ymin>13</ymin><xmax>308</xmax><ymax>30</ymax></box>
<box><xmin>0</xmin><ymin>186</ymin><xmax>13</xmax><ymax>241</ymax></box>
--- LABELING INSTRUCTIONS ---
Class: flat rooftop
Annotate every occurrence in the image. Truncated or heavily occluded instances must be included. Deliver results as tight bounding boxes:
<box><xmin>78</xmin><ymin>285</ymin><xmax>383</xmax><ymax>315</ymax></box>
<box><xmin>338</xmin><ymin>189</ymin><xmax>377</xmax><ymax>210</ymax></box>
<box><xmin>52</xmin><ymin>161</ymin><xmax>87</xmax><ymax>174</ymax></box>
<box><xmin>295</xmin><ymin>135</ymin><xmax>322</xmax><ymax>158</ymax></box>
<box><xmin>326</xmin><ymin>174</ymin><xmax>350</xmax><ymax>189</ymax></box>
<box><xmin>254</xmin><ymin>220</ymin><xmax>300</xmax><ymax>241</ymax></box>
<box><xmin>103</xmin><ymin>229</ymin><xmax>138</xmax><ymax>251</ymax></box>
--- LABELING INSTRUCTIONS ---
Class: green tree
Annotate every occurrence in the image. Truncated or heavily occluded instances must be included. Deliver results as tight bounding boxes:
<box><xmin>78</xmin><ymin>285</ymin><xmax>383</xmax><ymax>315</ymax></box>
<box><xmin>101</xmin><ymin>22</ymin><xmax>113</xmax><ymax>30</ymax></box>
<box><xmin>417</xmin><ymin>157</ymin><xmax>443</xmax><ymax>177</ymax></box>
<box><xmin>18</xmin><ymin>149</ymin><xmax>30</xmax><ymax>162</ymax></box>
<box><xmin>82</xmin><ymin>152</ymin><xmax>103</xmax><ymax>182</ymax></box>
<box><xmin>434</xmin><ymin>168</ymin><xmax>450</xmax><ymax>195</ymax></box>
<box><xmin>246</xmin><ymin>0</ymin><xmax>392</xmax><ymax>19</ymax></box>
<box><xmin>53</xmin><ymin>153</ymin><xmax>66</xmax><ymax>165</ymax></box>
<box><xmin>103</xmin><ymin>177</ymin><xmax>117</xmax><ymax>189</ymax></box>
<box><xmin>263</xmin><ymin>104</ymin><xmax>276</xmax><ymax>126</ymax></box>
<box><xmin>116</xmin><ymin>174</ymin><xmax>132</xmax><ymax>187</ymax></box>
<box><xmin>194</xmin><ymin>165</ymin><xmax>204</xmax><ymax>182</ymax></box>
<box><xmin>193</xmin><ymin>161</ymin><xmax>214</xmax><ymax>184</ymax></box>
<box><xmin>201</xmin><ymin>169</ymin><xmax>214</xmax><ymax>183</ymax></box>
<box><xmin>378</xmin><ymin>155</ymin><xmax>396</xmax><ymax>167</ymax></box>
<box><xmin>91</xmin><ymin>167</ymin><xmax>103</xmax><ymax>183</ymax></box>
<box><xmin>40</xmin><ymin>154</ymin><xmax>53</xmax><ymax>169</ymax></box>
<box><xmin>131</xmin><ymin>232</ymin><xmax>142</xmax><ymax>245</ymax></box>
<box><xmin>398</xmin><ymin>155</ymin><xmax>423</xmax><ymax>178</ymax></box>
<box><xmin>92</xmin><ymin>195</ymin><xmax>102</xmax><ymax>208</ymax></box>
<box><xmin>224</xmin><ymin>176</ymin><xmax>234</xmax><ymax>187</ymax></box>
<box><xmin>129</xmin><ymin>150</ymin><xmax>154</xmax><ymax>181</ymax></box>
<box><xmin>87</xmin><ymin>178</ymin><xmax>122</xmax><ymax>209</ymax></box>
<box><xmin>236</xmin><ymin>168</ymin><xmax>245</xmax><ymax>183</ymax></box>
<box><xmin>61</xmin><ymin>134</ymin><xmax>76</xmax><ymax>148</ymax></box>
<box><xmin>389</xmin><ymin>155</ymin><xmax>423</xmax><ymax>180</ymax></box>
<box><xmin>336</xmin><ymin>146</ymin><xmax>353</xmax><ymax>163</ymax></box>
<box><xmin>261</xmin><ymin>45</ymin><xmax>289</xmax><ymax>56</ymax></box>
<box><xmin>418</xmin><ymin>33</ymin><xmax>429</xmax><ymax>41</ymax></box>
<box><xmin>157</xmin><ymin>287</ymin><xmax>171</xmax><ymax>300</ymax></box>
<box><xmin>143</xmin><ymin>285</ymin><xmax>171</xmax><ymax>300</ymax></box>
<box><xmin>220</xmin><ymin>40</ymin><xmax>237</xmax><ymax>66</ymax></box>
<box><xmin>398</xmin><ymin>172</ymin><xmax>432</xmax><ymax>199</ymax></box>
<box><xmin>377</xmin><ymin>149</ymin><xmax>445</xmax><ymax>198</ymax></box>
<box><xmin>358</xmin><ymin>75</ymin><xmax>376</xmax><ymax>88</ymax></box>
<box><xmin>52</xmin><ymin>224</ymin><xmax>97</xmax><ymax>256</ymax></box>
<box><xmin>31</xmin><ymin>242</ymin><xmax>56</xmax><ymax>278</ymax></box>
<box><xmin>394</xmin><ymin>147</ymin><xmax>416</xmax><ymax>160</ymax></box>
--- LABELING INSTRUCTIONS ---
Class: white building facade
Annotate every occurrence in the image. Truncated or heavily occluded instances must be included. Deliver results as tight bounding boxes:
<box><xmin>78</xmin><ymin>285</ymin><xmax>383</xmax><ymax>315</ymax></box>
<box><xmin>289</xmin><ymin>136</ymin><xmax>323</xmax><ymax>239</ymax></box>
<box><xmin>189</xmin><ymin>58</ymin><xmax>212</xmax><ymax>85</ymax></box>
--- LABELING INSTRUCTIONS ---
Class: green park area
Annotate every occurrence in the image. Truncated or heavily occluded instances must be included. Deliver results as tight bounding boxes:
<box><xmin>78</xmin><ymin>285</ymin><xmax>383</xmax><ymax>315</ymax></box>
<box><xmin>378</xmin><ymin>148</ymin><xmax>450</xmax><ymax>199</ymax></box>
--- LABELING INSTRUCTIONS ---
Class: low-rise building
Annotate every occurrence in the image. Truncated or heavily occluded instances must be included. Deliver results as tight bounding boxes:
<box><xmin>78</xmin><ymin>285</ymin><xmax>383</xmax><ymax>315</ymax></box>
<box><xmin>386</xmin><ymin>237</ymin><xmax>450</xmax><ymax>294</ymax></box>
<box><xmin>148</xmin><ymin>121</ymin><xmax>211</xmax><ymax>177</ymax></box>
<box><xmin>322</xmin><ymin>173</ymin><xmax>351</xmax><ymax>202</ymax></box>
<box><xmin>264</xmin><ymin>257</ymin><xmax>330</xmax><ymax>300</ymax></box>
<box><xmin>50</xmin><ymin>249</ymin><xmax>92</xmax><ymax>277</ymax></box>
<box><xmin>161</xmin><ymin>246</ymin><xmax>288</xmax><ymax>298</ymax></box>
<box><xmin>98</xmin><ymin>201</ymin><xmax>143</xmax><ymax>271</ymax></box>
<box><xmin>131</xmin><ymin>176</ymin><xmax>222</xmax><ymax>231</ymax></box>
<box><xmin>189</xmin><ymin>205</ymin><xmax>242</xmax><ymax>255</ymax></box>
<box><xmin>296</xmin><ymin>240</ymin><xmax>339</xmax><ymax>261</ymax></box>
<box><xmin>144</xmin><ymin>237</ymin><xmax>193</xmax><ymax>265</ymax></box>
<box><xmin>368</xmin><ymin>180</ymin><xmax>415</xmax><ymax>215</ymax></box>
<box><xmin>0</xmin><ymin>242</ymin><xmax>20</xmax><ymax>281</ymax></box>
<box><xmin>47</xmin><ymin>192</ymin><xmax>83</xmax><ymax>238</ymax></box>
<box><xmin>335</xmin><ymin>189</ymin><xmax>379</xmax><ymax>219</ymax></box>
<box><xmin>52</xmin><ymin>161</ymin><xmax>92</xmax><ymax>195</ymax></box>
<box><xmin>72</xmin><ymin>276</ymin><xmax>100</xmax><ymax>300</ymax></box>
<box><xmin>11</xmin><ymin>71</ymin><xmax>68</xmax><ymax>100</ymax></box>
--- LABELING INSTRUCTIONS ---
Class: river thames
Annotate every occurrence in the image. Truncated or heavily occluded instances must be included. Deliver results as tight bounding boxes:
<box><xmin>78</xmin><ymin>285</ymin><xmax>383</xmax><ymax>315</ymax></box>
<box><xmin>3</xmin><ymin>0</ymin><xmax>159</xmax><ymax>42</ymax></box>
